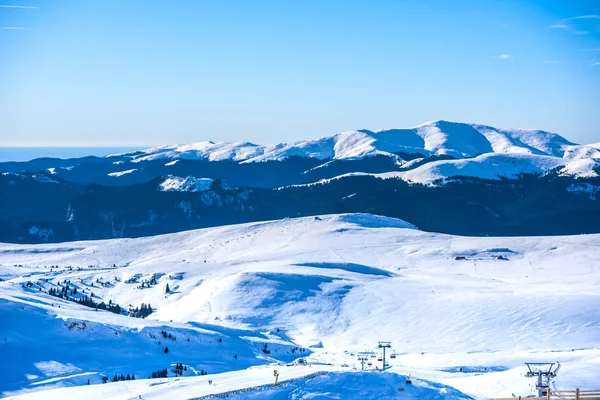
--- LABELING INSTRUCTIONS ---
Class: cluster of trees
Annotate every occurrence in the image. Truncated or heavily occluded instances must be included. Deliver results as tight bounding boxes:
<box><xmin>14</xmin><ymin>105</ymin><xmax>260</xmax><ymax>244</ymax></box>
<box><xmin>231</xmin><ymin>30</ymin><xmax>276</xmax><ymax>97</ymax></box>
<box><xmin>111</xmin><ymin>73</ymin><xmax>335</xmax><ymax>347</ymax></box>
<box><xmin>161</xmin><ymin>330</ymin><xmax>176</xmax><ymax>341</ymax></box>
<box><xmin>151</xmin><ymin>369</ymin><xmax>169</xmax><ymax>379</ymax></box>
<box><xmin>173</xmin><ymin>362</ymin><xmax>187</xmax><ymax>376</ymax></box>
<box><xmin>131</xmin><ymin>275</ymin><xmax>159</xmax><ymax>289</ymax></box>
<box><xmin>48</xmin><ymin>280</ymin><xmax>78</xmax><ymax>298</ymax></box>
<box><xmin>262</xmin><ymin>343</ymin><xmax>271</xmax><ymax>354</ymax></box>
<box><xmin>128</xmin><ymin>303</ymin><xmax>153</xmax><ymax>318</ymax></box>
<box><xmin>112</xmin><ymin>373</ymin><xmax>135</xmax><ymax>382</ymax></box>
<box><xmin>290</xmin><ymin>347</ymin><xmax>306</xmax><ymax>354</ymax></box>
<box><xmin>47</xmin><ymin>286</ymin><xmax>122</xmax><ymax>314</ymax></box>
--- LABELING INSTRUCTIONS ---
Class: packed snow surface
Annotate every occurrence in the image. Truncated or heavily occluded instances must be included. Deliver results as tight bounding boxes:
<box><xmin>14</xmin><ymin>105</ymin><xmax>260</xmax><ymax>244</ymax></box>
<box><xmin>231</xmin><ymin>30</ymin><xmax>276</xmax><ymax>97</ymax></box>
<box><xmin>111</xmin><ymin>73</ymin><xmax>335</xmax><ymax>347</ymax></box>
<box><xmin>1</xmin><ymin>213</ymin><xmax>599</xmax><ymax>399</ymax></box>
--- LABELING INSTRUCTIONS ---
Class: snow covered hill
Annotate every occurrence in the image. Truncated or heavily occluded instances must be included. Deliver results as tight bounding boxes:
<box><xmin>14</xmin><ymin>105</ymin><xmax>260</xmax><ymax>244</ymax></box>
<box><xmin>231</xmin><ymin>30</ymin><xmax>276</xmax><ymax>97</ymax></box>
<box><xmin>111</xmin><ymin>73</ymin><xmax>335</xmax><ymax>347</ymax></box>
<box><xmin>1</xmin><ymin>214</ymin><xmax>599</xmax><ymax>399</ymax></box>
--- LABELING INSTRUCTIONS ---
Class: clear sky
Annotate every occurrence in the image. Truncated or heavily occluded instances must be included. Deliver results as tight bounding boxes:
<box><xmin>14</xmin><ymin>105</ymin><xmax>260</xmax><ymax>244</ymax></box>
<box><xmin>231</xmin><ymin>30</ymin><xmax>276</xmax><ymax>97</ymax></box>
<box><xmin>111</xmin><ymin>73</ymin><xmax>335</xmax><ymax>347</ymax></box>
<box><xmin>1</xmin><ymin>0</ymin><xmax>599</xmax><ymax>146</ymax></box>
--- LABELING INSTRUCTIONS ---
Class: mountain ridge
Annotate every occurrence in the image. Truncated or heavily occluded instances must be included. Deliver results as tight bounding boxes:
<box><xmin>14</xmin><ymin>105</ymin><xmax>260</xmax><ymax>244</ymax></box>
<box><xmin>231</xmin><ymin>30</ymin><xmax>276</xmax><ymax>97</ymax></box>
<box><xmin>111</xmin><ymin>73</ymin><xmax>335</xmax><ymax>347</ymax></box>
<box><xmin>118</xmin><ymin>120</ymin><xmax>590</xmax><ymax>164</ymax></box>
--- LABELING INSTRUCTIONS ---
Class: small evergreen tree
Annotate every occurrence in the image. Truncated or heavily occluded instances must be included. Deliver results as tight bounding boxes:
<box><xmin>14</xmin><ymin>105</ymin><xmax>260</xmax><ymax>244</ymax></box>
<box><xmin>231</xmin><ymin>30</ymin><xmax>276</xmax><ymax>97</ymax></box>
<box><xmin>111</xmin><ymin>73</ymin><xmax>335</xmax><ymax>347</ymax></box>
<box><xmin>164</xmin><ymin>346</ymin><xmax>169</xmax><ymax>354</ymax></box>
<box><xmin>165</xmin><ymin>283</ymin><xmax>170</xmax><ymax>294</ymax></box>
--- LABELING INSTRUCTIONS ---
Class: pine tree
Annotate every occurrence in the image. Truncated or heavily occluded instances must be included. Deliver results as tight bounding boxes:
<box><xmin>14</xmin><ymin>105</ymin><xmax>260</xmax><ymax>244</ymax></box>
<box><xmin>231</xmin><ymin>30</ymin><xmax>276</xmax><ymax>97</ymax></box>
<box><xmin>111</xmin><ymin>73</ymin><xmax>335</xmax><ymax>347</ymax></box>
<box><xmin>165</xmin><ymin>283</ymin><xmax>170</xmax><ymax>294</ymax></box>
<box><xmin>164</xmin><ymin>346</ymin><xmax>169</xmax><ymax>354</ymax></box>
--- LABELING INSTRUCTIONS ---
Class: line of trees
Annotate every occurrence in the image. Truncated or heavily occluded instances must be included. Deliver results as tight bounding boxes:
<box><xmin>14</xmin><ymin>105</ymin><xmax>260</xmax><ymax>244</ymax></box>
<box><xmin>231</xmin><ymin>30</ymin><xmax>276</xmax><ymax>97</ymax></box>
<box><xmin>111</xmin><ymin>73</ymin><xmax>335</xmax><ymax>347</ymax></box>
<box><xmin>173</xmin><ymin>362</ymin><xmax>187</xmax><ymax>376</ymax></box>
<box><xmin>151</xmin><ymin>369</ymin><xmax>168</xmax><ymax>378</ymax></box>
<box><xmin>128</xmin><ymin>303</ymin><xmax>153</xmax><ymax>318</ymax></box>
<box><xmin>112</xmin><ymin>373</ymin><xmax>135</xmax><ymax>382</ymax></box>
<box><xmin>47</xmin><ymin>287</ymin><xmax>122</xmax><ymax>314</ymax></box>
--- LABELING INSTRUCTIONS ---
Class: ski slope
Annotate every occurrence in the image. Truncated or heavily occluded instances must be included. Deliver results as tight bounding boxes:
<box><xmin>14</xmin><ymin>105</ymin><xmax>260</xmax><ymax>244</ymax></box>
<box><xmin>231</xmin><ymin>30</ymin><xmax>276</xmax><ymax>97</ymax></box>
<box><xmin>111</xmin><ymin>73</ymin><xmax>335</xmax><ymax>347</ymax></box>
<box><xmin>1</xmin><ymin>214</ymin><xmax>599</xmax><ymax>399</ymax></box>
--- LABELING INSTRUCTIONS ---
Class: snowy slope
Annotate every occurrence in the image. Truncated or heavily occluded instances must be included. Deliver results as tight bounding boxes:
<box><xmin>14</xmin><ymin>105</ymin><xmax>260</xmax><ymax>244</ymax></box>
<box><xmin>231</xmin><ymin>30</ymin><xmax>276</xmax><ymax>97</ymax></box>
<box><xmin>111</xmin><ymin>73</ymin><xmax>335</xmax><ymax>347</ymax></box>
<box><xmin>10</xmin><ymin>368</ymin><xmax>473</xmax><ymax>400</ymax></box>
<box><xmin>121</xmin><ymin>120</ymin><xmax>587</xmax><ymax>163</ymax></box>
<box><xmin>1</xmin><ymin>214</ymin><xmax>599</xmax><ymax>399</ymax></box>
<box><xmin>159</xmin><ymin>175</ymin><xmax>214</xmax><ymax>192</ymax></box>
<box><xmin>107</xmin><ymin>169</ymin><xmax>138</xmax><ymax>177</ymax></box>
<box><xmin>298</xmin><ymin>152</ymin><xmax>599</xmax><ymax>186</ymax></box>
<box><xmin>392</xmin><ymin>153</ymin><xmax>600</xmax><ymax>184</ymax></box>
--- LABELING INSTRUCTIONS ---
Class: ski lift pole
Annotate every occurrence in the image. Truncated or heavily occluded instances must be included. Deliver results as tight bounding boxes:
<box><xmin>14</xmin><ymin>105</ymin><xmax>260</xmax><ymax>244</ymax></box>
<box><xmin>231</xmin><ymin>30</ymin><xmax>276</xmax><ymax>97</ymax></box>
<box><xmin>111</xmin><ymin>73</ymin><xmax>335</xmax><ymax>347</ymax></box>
<box><xmin>358</xmin><ymin>355</ymin><xmax>368</xmax><ymax>371</ymax></box>
<box><xmin>378</xmin><ymin>342</ymin><xmax>391</xmax><ymax>371</ymax></box>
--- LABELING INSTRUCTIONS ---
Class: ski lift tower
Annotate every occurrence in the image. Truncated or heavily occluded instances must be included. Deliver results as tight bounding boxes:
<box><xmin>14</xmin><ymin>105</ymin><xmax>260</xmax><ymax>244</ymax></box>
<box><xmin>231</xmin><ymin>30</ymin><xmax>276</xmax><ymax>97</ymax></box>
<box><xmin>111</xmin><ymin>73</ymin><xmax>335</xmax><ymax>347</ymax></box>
<box><xmin>357</xmin><ymin>355</ymin><xmax>369</xmax><ymax>371</ymax></box>
<box><xmin>378</xmin><ymin>342</ymin><xmax>392</xmax><ymax>371</ymax></box>
<box><xmin>525</xmin><ymin>362</ymin><xmax>561</xmax><ymax>397</ymax></box>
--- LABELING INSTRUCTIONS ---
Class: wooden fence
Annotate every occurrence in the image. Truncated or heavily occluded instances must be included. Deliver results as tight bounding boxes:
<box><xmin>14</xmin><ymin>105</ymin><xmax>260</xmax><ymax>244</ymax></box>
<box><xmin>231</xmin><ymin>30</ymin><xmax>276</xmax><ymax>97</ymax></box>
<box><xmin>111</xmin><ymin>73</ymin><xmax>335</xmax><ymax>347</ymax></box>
<box><xmin>494</xmin><ymin>388</ymin><xmax>600</xmax><ymax>400</ymax></box>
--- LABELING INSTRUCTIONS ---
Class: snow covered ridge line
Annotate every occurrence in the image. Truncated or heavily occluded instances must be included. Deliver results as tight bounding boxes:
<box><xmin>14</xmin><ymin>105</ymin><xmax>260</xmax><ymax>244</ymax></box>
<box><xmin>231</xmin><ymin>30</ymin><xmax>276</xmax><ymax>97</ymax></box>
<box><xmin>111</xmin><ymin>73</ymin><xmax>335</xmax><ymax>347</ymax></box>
<box><xmin>107</xmin><ymin>168</ymin><xmax>137</xmax><ymax>177</ymax></box>
<box><xmin>280</xmin><ymin>153</ymin><xmax>600</xmax><ymax>187</ymax></box>
<box><xmin>115</xmin><ymin>120</ymin><xmax>599</xmax><ymax>164</ymax></box>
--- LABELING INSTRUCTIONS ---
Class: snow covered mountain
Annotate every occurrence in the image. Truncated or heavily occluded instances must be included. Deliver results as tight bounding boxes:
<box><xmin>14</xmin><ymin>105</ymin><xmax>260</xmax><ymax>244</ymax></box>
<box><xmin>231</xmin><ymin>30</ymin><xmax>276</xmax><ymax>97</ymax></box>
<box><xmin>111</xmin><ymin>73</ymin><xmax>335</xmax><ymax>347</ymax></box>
<box><xmin>108</xmin><ymin>120</ymin><xmax>598</xmax><ymax>184</ymax></box>
<box><xmin>125</xmin><ymin>120</ymin><xmax>585</xmax><ymax>162</ymax></box>
<box><xmin>1</xmin><ymin>120</ymin><xmax>599</xmax><ymax>244</ymax></box>
<box><xmin>3</xmin><ymin>120</ymin><xmax>599</xmax><ymax>187</ymax></box>
<box><xmin>1</xmin><ymin>214</ymin><xmax>599</xmax><ymax>399</ymax></box>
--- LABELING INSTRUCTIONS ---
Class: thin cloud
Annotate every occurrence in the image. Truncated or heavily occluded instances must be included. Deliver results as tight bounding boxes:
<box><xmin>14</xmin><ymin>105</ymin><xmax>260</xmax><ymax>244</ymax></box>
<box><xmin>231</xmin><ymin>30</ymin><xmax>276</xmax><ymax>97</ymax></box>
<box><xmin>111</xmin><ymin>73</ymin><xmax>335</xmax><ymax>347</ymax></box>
<box><xmin>0</xmin><ymin>4</ymin><xmax>38</xmax><ymax>8</ymax></box>
<box><xmin>491</xmin><ymin>54</ymin><xmax>511</xmax><ymax>60</ymax></box>
<box><xmin>592</xmin><ymin>62</ymin><xmax>600</xmax><ymax>66</ymax></box>
<box><xmin>550</xmin><ymin>15</ymin><xmax>599</xmax><ymax>34</ymax></box>
<box><xmin>1</xmin><ymin>26</ymin><xmax>36</xmax><ymax>30</ymax></box>
<box><xmin>565</xmin><ymin>15</ymin><xmax>600</xmax><ymax>21</ymax></box>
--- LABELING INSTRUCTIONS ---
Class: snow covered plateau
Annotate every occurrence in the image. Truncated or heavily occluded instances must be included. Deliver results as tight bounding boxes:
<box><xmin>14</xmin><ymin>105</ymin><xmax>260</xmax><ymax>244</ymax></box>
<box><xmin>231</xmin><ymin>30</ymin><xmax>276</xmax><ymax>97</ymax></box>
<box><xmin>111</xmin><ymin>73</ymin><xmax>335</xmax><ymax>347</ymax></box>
<box><xmin>1</xmin><ymin>214</ymin><xmax>599</xmax><ymax>399</ymax></box>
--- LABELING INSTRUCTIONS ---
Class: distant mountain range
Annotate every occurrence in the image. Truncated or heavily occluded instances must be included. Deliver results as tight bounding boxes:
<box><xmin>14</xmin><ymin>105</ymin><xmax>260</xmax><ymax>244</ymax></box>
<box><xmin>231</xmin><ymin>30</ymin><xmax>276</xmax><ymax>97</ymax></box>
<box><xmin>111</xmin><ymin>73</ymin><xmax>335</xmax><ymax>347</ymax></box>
<box><xmin>1</xmin><ymin>120</ymin><xmax>599</xmax><ymax>243</ymax></box>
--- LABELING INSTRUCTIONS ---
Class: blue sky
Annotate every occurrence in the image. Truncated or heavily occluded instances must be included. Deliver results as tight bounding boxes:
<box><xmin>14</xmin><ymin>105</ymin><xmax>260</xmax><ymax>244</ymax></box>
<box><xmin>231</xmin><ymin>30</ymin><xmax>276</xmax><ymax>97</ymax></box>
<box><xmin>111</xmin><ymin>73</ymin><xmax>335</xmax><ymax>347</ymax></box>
<box><xmin>0</xmin><ymin>0</ymin><xmax>599</xmax><ymax>146</ymax></box>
